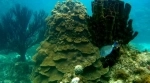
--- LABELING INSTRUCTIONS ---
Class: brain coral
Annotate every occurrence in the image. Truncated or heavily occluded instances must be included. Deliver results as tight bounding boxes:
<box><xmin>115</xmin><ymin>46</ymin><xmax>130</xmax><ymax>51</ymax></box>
<box><xmin>31</xmin><ymin>0</ymin><xmax>108</xmax><ymax>83</ymax></box>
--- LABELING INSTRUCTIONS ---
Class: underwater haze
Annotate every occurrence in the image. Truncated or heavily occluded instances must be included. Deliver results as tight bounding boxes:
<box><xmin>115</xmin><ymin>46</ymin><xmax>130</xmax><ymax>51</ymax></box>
<box><xmin>1</xmin><ymin>0</ymin><xmax>149</xmax><ymax>51</ymax></box>
<box><xmin>124</xmin><ymin>0</ymin><xmax>150</xmax><ymax>51</ymax></box>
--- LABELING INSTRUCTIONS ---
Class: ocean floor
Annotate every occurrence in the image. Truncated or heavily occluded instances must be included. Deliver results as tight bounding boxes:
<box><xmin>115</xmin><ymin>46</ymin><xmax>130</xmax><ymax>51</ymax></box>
<box><xmin>0</xmin><ymin>44</ymin><xmax>150</xmax><ymax>83</ymax></box>
<box><xmin>108</xmin><ymin>45</ymin><xmax>150</xmax><ymax>83</ymax></box>
<box><xmin>129</xmin><ymin>42</ymin><xmax>150</xmax><ymax>51</ymax></box>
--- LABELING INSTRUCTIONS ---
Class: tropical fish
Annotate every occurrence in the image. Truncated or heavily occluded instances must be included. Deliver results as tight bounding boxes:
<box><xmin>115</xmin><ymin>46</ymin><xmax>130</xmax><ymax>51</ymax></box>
<box><xmin>100</xmin><ymin>42</ymin><xmax>118</xmax><ymax>57</ymax></box>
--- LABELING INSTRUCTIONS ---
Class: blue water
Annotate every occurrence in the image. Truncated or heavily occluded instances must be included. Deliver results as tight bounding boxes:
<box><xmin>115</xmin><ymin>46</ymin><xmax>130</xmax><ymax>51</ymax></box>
<box><xmin>124</xmin><ymin>0</ymin><xmax>150</xmax><ymax>51</ymax></box>
<box><xmin>0</xmin><ymin>0</ymin><xmax>150</xmax><ymax>82</ymax></box>
<box><xmin>0</xmin><ymin>0</ymin><xmax>150</xmax><ymax>51</ymax></box>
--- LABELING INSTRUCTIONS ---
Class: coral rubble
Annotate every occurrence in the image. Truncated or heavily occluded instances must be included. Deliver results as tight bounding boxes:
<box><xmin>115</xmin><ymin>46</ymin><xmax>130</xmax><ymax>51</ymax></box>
<box><xmin>31</xmin><ymin>0</ymin><xmax>108</xmax><ymax>83</ymax></box>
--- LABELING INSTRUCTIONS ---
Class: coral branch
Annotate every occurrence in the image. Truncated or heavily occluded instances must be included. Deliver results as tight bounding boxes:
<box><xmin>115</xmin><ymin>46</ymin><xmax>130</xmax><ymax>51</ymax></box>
<box><xmin>0</xmin><ymin>4</ymin><xmax>47</xmax><ymax>61</ymax></box>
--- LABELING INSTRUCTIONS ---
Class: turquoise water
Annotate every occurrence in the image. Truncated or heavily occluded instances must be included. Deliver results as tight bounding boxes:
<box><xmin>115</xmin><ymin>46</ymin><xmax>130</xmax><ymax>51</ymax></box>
<box><xmin>124</xmin><ymin>0</ymin><xmax>150</xmax><ymax>51</ymax></box>
<box><xmin>0</xmin><ymin>0</ymin><xmax>150</xmax><ymax>82</ymax></box>
<box><xmin>1</xmin><ymin>0</ymin><xmax>149</xmax><ymax>51</ymax></box>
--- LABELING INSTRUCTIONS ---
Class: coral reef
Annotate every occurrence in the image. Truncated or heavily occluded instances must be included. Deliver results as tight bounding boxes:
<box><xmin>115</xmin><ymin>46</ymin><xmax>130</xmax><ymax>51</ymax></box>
<box><xmin>87</xmin><ymin>0</ymin><xmax>138</xmax><ymax>47</ymax></box>
<box><xmin>108</xmin><ymin>46</ymin><xmax>150</xmax><ymax>83</ymax></box>
<box><xmin>0</xmin><ymin>59</ymin><xmax>33</xmax><ymax>83</ymax></box>
<box><xmin>31</xmin><ymin>0</ymin><xmax>108</xmax><ymax>83</ymax></box>
<box><xmin>113</xmin><ymin>69</ymin><xmax>129</xmax><ymax>80</ymax></box>
<box><xmin>31</xmin><ymin>0</ymin><xmax>142</xmax><ymax>83</ymax></box>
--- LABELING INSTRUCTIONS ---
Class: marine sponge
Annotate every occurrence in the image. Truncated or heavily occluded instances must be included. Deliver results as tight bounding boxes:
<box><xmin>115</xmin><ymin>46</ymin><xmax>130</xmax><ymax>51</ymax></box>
<box><xmin>87</xmin><ymin>0</ymin><xmax>138</xmax><ymax>48</ymax></box>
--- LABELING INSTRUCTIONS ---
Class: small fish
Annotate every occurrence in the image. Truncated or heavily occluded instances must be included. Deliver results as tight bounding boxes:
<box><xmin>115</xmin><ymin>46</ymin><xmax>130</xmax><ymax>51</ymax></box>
<box><xmin>100</xmin><ymin>42</ymin><xmax>118</xmax><ymax>57</ymax></box>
